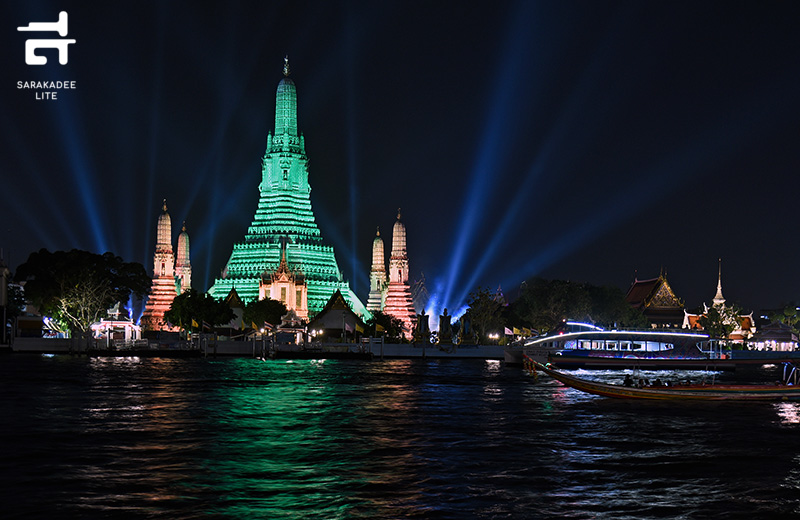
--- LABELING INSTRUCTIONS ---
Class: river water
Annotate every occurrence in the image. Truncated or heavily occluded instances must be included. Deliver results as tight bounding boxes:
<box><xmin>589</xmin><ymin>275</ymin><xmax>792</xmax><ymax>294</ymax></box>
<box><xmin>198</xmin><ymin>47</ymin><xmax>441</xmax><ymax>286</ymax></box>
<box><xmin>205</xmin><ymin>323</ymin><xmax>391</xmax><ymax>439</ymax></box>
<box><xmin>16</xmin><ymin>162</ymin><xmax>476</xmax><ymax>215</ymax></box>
<box><xmin>1</xmin><ymin>354</ymin><xmax>800</xmax><ymax>519</ymax></box>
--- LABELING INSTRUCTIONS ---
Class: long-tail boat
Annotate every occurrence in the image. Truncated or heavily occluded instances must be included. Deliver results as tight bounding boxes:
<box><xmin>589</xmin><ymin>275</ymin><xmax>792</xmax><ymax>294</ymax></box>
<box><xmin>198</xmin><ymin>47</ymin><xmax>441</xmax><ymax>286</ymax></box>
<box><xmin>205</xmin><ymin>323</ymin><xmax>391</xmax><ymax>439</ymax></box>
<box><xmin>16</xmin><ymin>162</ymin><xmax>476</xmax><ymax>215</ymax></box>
<box><xmin>531</xmin><ymin>359</ymin><xmax>800</xmax><ymax>401</ymax></box>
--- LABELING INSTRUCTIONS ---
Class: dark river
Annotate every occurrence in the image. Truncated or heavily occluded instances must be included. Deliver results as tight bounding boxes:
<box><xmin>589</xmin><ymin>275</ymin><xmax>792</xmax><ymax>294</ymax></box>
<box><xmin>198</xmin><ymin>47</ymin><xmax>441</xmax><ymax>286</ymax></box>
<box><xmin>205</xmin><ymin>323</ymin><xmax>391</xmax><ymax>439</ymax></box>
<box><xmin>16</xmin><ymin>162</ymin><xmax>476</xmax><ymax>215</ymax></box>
<box><xmin>2</xmin><ymin>354</ymin><xmax>800</xmax><ymax>519</ymax></box>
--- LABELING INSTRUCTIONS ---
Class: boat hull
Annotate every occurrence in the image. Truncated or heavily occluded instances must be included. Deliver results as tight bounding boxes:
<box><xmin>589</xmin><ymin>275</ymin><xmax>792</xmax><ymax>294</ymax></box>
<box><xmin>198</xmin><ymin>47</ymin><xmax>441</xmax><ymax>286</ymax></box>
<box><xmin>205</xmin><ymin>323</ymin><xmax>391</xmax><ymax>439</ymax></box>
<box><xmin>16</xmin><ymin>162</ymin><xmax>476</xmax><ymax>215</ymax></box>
<box><xmin>549</xmin><ymin>352</ymin><xmax>800</xmax><ymax>370</ymax></box>
<box><xmin>534</xmin><ymin>361</ymin><xmax>800</xmax><ymax>401</ymax></box>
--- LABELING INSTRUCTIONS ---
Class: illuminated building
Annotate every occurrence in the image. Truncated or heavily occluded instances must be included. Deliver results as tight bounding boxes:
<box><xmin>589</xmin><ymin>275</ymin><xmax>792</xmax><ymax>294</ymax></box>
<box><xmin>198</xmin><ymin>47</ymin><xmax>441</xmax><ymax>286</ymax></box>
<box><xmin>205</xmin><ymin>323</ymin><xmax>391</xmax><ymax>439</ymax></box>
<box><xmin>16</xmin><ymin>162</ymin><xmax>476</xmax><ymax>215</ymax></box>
<box><xmin>141</xmin><ymin>200</ymin><xmax>178</xmax><ymax>330</ymax></box>
<box><xmin>625</xmin><ymin>272</ymin><xmax>684</xmax><ymax>328</ymax></box>
<box><xmin>175</xmin><ymin>222</ymin><xmax>191</xmax><ymax>294</ymax></box>
<box><xmin>367</xmin><ymin>227</ymin><xmax>387</xmax><ymax>312</ymax></box>
<box><xmin>307</xmin><ymin>289</ymin><xmax>366</xmax><ymax>341</ymax></box>
<box><xmin>750</xmin><ymin>322</ymin><xmax>798</xmax><ymax>351</ymax></box>
<box><xmin>682</xmin><ymin>260</ymin><xmax>755</xmax><ymax>341</ymax></box>
<box><xmin>382</xmin><ymin>209</ymin><xmax>416</xmax><ymax>338</ymax></box>
<box><xmin>209</xmin><ymin>57</ymin><xmax>367</xmax><ymax>318</ymax></box>
<box><xmin>259</xmin><ymin>239</ymin><xmax>308</xmax><ymax>320</ymax></box>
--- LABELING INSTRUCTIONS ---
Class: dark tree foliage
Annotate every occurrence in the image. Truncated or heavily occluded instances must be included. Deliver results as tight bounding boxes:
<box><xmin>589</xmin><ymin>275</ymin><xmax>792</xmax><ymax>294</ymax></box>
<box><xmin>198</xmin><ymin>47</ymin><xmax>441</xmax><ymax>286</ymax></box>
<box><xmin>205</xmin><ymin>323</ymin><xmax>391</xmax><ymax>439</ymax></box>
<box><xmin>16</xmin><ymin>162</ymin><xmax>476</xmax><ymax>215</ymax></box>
<box><xmin>464</xmin><ymin>286</ymin><xmax>506</xmax><ymax>343</ymax></box>
<box><xmin>507</xmin><ymin>277</ymin><xmax>646</xmax><ymax>334</ymax></box>
<box><xmin>164</xmin><ymin>289</ymin><xmax>235</xmax><ymax>331</ymax></box>
<box><xmin>5</xmin><ymin>285</ymin><xmax>26</xmax><ymax>320</ymax></box>
<box><xmin>697</xmin><ymin>304</ymin><xmax>742</xmax><ymax>340</ymax></box>
<box><xmin>508</xmin><ymin>278</ymin><xmax>591</xmax><ymax>334</ymax></box>
<box><xmin>586</xmin><ymin>285</ymin><xmax>648</xmax><ymax>329</ymax></box>
<box><xmin>242</xmin><ymin>297</ymin><xmax>287</xmax><ymax>329</ymax></box>
<box><xmin>367</xmin><ymin>310</ymin><xmax>406</xmax><ymax>342</ymax></box>
<box><xmin>768</xmin><ymin>305</ymin><xmax>800</xmax><ymax>335</ymax></box>
<box><xmin>14</xmin><ymin>248</ymin><xmax>149</xmax><ymax>335</ymax></box>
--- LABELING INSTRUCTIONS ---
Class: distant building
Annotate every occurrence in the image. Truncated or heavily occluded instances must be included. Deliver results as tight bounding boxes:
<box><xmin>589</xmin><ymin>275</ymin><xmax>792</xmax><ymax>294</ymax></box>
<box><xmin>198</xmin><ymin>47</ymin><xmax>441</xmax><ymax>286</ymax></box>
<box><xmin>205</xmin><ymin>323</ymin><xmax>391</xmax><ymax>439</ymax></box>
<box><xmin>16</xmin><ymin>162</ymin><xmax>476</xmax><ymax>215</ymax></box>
<box><xmin>91</xmin><ymin>303</ymin><xmax>141</xmax><ymax>342</ymax></box>
<box><xmin>307</xmin><ymin>289</ymin><xmax>366</xmax><ymax>341</ymax></box>
<box><xmin>750</xmin><ymin>321</ymin><xmax>798</xmax><ymax>351</ymax></box>
<box><xmin>224</xmin><ymin>287</ymin><xmax>245</xmax><ymax>331</ymax></box>
<box><xmin>625</xmin><ymin>273</ymin><xmax>684</xmax><ymax>328</ymax></box>
<box><xmin>682</xmin><ymin>260</ymin><xmax>755</xmax><ymax>342</ymax></box>
<box><xmin>411</xmin><ymin>273</ymin><xmax>430</xmax><ymax>314</ymax></box>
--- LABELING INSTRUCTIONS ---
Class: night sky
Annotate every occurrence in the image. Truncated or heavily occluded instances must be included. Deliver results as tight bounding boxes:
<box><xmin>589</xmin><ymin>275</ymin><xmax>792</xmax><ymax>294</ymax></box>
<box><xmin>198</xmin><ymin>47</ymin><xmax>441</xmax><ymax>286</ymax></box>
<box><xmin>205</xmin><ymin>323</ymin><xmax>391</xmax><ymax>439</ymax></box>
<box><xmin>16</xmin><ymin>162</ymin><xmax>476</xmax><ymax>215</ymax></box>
<box><xmin>3</xmin><ymin>1</ymin><xmax>800</xmax><ymax>318</ymax></box>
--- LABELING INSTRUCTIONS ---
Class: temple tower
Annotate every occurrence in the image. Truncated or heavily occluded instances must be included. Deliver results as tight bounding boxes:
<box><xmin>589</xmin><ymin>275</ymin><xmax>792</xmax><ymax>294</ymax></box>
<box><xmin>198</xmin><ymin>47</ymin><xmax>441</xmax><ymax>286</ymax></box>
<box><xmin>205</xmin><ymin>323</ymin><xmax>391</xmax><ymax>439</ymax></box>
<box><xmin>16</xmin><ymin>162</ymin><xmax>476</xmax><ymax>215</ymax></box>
<box><xmin>367</xmin><ymin>227</ymin><xmax>387</xmax><ymax>312</ymax></box>
<box><xmin>259</xmin><ymin>237</ymin><xmax>308</xmax><ymax>319</ymax></box>
<box><xmin>209</xmin><ymin>57</ymin><xmax>368</xmax><ymax>318</ymax></box>
<box><xmin>383</xmin><ymin>209</ymin><xmax>416</xmax><ymax>338</ymax></box>
<box><xmin>175</xmin><ymin>222</ymin><xmax>192</xmax><ymax>294</ymax></box>
<box><xmin>141</xmin><ymin>200</ymin><xmax>179</xmax><ymax>331</ymax></box>
<box><xmin>712</xmin><ymin>258</ymin><xmax>725</xmax><ymax>308</ymax></box>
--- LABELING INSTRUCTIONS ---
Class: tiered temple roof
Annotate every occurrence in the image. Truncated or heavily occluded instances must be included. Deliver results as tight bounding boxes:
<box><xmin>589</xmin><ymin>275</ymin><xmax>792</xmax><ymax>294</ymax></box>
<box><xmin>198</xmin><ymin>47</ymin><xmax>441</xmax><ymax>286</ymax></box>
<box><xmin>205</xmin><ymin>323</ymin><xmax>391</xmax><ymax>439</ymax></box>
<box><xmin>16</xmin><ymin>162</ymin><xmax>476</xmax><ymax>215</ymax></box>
<box><xmin>209</xmin><ymin>58</ymin><xmax>367</xmax><ymax>317</ymax></box>
<box><xmin>625</xmin><ymin>273</ymin><xmax>685</xmax><ymax>328</ymax></box>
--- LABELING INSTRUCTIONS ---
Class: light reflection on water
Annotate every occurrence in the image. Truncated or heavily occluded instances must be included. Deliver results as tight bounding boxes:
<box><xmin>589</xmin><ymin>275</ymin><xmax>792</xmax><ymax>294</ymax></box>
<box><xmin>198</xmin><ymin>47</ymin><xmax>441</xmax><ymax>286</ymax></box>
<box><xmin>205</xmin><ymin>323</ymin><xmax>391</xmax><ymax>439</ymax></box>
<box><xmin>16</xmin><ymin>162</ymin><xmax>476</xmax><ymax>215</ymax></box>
<box><xmin>2</xmin><ymin>356</ymin><xmax>800</xmax><ymax>518</ymax></box>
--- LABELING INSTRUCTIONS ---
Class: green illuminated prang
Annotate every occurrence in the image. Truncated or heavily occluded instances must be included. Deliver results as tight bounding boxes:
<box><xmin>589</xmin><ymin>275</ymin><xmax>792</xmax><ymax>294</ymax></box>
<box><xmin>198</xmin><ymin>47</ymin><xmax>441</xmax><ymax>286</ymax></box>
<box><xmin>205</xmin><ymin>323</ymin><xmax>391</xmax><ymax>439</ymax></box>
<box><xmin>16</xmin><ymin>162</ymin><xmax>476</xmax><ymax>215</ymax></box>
<box><xmin>210</xmin><ymin>58</ymin><xmax>368</xmax><ymax>318</ymax></box>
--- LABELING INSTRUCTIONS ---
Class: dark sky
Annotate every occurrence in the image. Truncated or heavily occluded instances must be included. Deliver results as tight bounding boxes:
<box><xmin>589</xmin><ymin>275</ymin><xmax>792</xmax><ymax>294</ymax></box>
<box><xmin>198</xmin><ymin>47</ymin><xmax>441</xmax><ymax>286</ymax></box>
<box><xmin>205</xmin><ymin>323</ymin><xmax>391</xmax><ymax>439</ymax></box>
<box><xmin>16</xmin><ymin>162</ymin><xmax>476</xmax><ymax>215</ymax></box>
<box><xmin>3</xmin><ymin>1</ymin><xmax>800</xmax><ymax>318</ymax></box>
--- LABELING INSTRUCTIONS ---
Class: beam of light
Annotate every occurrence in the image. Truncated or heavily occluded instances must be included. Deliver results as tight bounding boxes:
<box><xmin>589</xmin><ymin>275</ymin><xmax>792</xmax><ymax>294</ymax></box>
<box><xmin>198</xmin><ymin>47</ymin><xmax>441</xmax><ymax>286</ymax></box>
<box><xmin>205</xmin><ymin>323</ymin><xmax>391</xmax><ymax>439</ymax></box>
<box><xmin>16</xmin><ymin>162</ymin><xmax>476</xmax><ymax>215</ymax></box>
<box><xmin>446</xmin><ymin>13</ymin><xmax>624</xmax><ymax>310</ymax></box>
<box><xmin>498</xmin><ymin>86</ymin><xmax>782</xmax><ymax>291</ymax></box>
<box><xmin>0</xmin><ymin>111</ymin><xmax>74</xmax><ymax>253</ymax></box>
<box><xmin>420</xmin><ymin>278</ymin><xmax>469</xmax><ymax>332</ymax></box>
<box><xmin>440</xmin><ymin>2</ymin><xmax>538</xmax><ymax>309</ymax></box>
<box><xmin>140</xmin><ymin>4</ymin><xmax>168</xmax><ymax>273</ymax></box>
<box><xmin>145</xmin><ymin>6</ymin><xmax>270</xmax><ymax>291</ymax></box>
<box><xmin>346</xmin><ymin>9</ymin><xmax>359</xmax><ymax>295</ymax></box>
<box><xmin>52</xmin><ymin>88</ymin><xmax>110</xmax><ymax>254</ymax></box>
<box><xmin>195</xmin><ymin>175</ymin><xmax>256</xmax><ymax>291</ymax></box>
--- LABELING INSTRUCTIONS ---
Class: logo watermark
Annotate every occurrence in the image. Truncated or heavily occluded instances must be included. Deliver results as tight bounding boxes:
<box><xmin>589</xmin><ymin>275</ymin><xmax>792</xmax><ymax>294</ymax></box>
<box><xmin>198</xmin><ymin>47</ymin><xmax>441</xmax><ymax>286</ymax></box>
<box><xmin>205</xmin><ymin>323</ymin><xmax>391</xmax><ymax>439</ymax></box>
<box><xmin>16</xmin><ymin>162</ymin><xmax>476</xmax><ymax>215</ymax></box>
<box><xmin>16</xmin><ymin>11</ymin><xmax>77</xmax><ymax>100</ymax></box>
<box><xmin>17</xmin><ymin>11</ymin><xmax>76</xmax><ymax>65</ymax></box>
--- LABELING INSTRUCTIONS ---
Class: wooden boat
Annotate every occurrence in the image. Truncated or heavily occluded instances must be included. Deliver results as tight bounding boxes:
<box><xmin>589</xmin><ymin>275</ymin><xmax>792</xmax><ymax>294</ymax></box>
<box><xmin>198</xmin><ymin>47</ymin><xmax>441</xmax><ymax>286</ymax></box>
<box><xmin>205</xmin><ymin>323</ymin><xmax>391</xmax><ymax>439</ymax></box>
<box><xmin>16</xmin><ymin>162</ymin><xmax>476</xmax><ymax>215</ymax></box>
<box><xmin>531</xmin><ymin>359</ymin><xmax>800</xmax><ymax>401</ymax></box>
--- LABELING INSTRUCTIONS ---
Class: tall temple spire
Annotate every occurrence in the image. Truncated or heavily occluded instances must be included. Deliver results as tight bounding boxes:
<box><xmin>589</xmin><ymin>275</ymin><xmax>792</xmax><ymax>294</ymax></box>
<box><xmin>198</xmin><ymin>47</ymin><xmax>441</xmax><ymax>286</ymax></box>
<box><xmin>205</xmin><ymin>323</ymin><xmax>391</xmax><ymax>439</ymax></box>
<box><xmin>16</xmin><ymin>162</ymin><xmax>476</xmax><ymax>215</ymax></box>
<box><xmin>384</xmin><ymin>210</ymin><xmax>416</xmax><ymax>338</ymax></box>
<box><xmin>367</xmin><ymin>226</ymin><xmax>387</xmax><ymax>312</ymax></box>
<box><xmin>156</xmin><ymin>199</ymin><xmax>172</xmax><ymax>253</ymax></box>
<box><xmin>713</xmin><ymin>258</ymin><xmax>725</xmax><ymax>307</ymax></box>
<box><xmin>175</xmin><ymin>222</ymin><xmax>192</xmax><ymax>294</ymax></box>
<box><xmin>275</xmin><ymin>56</ymin><xmax>298</xmax><ymax>138</ymax></box>
<box><xmin>209</xmin><ymin>59</ymin><xmax>368</xmax><ymax>318</ymax></box>
<box><xmin>142</xmin><ymin>200</ymin><xmax>178</xmax><ymax>331</ymax></box>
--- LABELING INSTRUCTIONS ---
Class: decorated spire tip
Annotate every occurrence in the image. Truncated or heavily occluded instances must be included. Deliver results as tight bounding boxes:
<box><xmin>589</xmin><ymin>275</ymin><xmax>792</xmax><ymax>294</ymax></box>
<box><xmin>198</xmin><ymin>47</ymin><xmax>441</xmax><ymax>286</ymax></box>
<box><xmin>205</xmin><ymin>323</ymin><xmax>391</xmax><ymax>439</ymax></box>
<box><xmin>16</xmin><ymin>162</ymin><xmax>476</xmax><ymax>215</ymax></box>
<box><xmin>162</xmin><ymin>199</ymin><xmax>168</xmax><ymax>212</ymax></box>
<box><xmin>182</xmin><ymin>221</ymin><xmax>187</xmax><ymax>232</ymax></box>
<box><xmin>283</xmin><ymin>55</ymin><xmax>291</xmax><ymax>77</ymax></box>
<box><xmin>397</xmin><ymin>207</ymin><xmax>402</xmax><ymax>220</ymax></box>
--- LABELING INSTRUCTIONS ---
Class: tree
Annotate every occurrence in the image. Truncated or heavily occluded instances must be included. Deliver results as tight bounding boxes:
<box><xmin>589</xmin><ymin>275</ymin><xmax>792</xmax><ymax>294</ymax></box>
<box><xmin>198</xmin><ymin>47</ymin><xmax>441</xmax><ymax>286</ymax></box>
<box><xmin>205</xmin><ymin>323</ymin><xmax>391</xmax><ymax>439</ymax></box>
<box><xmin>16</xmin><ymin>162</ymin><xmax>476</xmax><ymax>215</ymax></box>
<box><xmin>768</xmin><ymin>305</ymin><xmax>800</xmax><ymax>332</ymax></box>
<box><xmin>242</xmin><ymin>297</ymin><xmax>287</xmax><ymax>328</ymax></box>
<box><xmin>508</xmin><ymin>278</ymin><xmax>591</xmax><ymax>333</ymax></box>
<box><xmin>698</xmin><ymin>304</ymin><xmax>742</xmax><ymax>340</ymax></box>
<box><xmin>367</xmin><ymin>311</ymin><xmax>405</xmax><ymax>342</ymax></box>
<box><xmin>464</xmin><ymin>286</ymin><xmax>506</xmax><ymax>343</ymax></box>
<box><xmin>586</xmin><ymin>285</ymin><xmax>647</xmax><ymax>329</ymax></box>
<box><xmin>14</xmin><ymin>249</ymin><xmax>149</xmax><ymax>337</ymax></box>
<box><xmin>507</xmin><ymin>277</ymin><xmax>646</xmax><ymax>333</ymax></box>
<box><xmin>4</xmin><ymin>285</ymin><xmax>26</xmax><ymax>321</ymax></box>
<box><xmin>164</xmin><ymin>289</ymin><xmax>235</xmax><ymax>332</ymax></box>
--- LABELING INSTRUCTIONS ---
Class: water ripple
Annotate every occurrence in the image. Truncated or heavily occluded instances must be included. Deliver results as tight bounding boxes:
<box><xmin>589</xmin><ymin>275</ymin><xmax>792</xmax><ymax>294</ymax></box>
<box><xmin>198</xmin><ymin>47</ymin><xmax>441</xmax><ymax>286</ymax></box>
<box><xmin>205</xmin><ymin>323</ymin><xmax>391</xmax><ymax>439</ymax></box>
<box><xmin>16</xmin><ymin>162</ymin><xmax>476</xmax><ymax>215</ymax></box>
<box><xmin>1</xmin><ymin>356</ymin><xmax>800</xmax><ymax>518</ymax></box>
